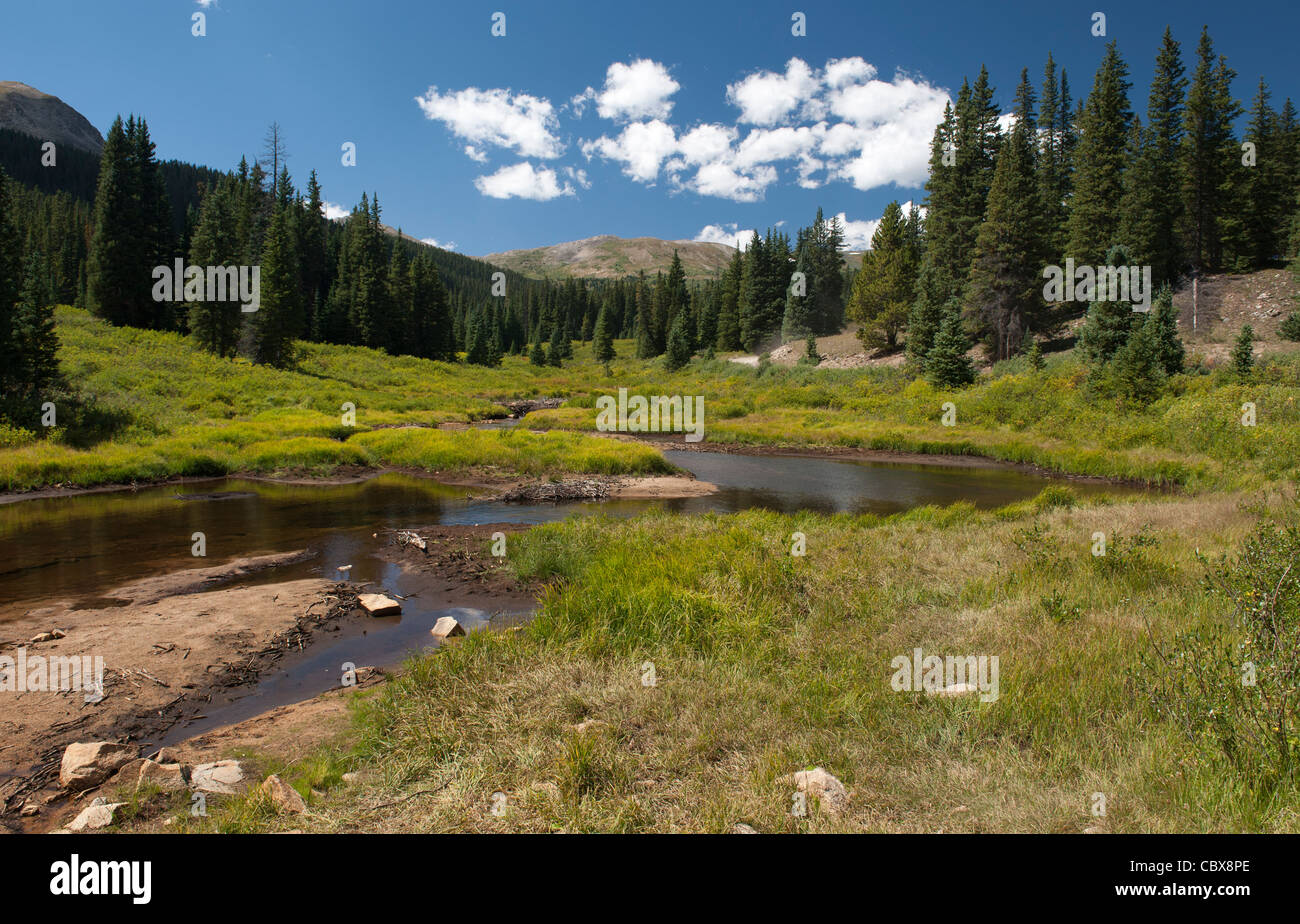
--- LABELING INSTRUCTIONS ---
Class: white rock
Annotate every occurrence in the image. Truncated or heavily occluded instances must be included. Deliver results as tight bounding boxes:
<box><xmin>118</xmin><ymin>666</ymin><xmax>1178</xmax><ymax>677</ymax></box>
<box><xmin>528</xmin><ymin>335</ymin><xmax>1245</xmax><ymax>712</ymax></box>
<box><xmin>190</xmin><ymin>760</ymin><xmax>249</xmax><ymax>795</ymax></box>
<box><xmin>358</xmin><ymin>593</ymin><xmax>401</xmax><ymax>616</ymax></box>
<box><xmin>431</xmin><ymin>616</ymin><xmax>466</xmax><ymax>639</ymax></box>
<box><xmin>67</xmin><ymin>802</ymin><xmax>125</xmax><ymax>831</ymax></box>
<box><xmin>790</xmin><ymin>767</ymin><xmax>849</xmax><ymax>815</ymax></box>
<box><xmin>260</xmin><ymin>774</ymin><xmax>307</xmax><ymax>814</ymax></box>
<box><xmin>930</xmin><ymin>683</ymin><xmax>978</xmax><ymax>697</ymax></box>
<box><xmin>732</xmin><ymin>823</ymin><xmax>759</xmax><ymax>834</ymax></box>
<box><xmin>59</xmin><ymin>742</ymin><xmax>137</xmax><ymax>789</ymax></box>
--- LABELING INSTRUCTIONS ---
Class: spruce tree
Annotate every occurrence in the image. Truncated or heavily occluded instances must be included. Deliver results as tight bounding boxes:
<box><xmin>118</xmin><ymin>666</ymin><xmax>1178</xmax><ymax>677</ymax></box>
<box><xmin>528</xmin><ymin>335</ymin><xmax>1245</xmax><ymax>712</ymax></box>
<box><xmin>253</xmin><ymin>199</ymin><xmax>302</xmax><ymax>368</ymax></box>
<box><xmin>847</xmin><ymin>201</ymin><xmax>916</xmax><ymax>350</ymax></box>
<box><xmin>1149</xmin><ymin>284</ymin><xmax>1185</xmax><ymax>375</ymax></box>
<box><xmin>1068</xmin><ymin>41</ymin><xmax>1134</xmax><ymax>264</ymax></box>
<box><xmin>546</xmin><ymin>320</ymin><xmax>565</xmax><ymax>367</ymax></box>
<box><xmin>86</xmin><ymin>117</ymin><xmax>138</xmax><ymax>327</ymax></box>
<box><xmin>716</xmin><ymin>249</ymin><xmax>743</xmax><ymax>350</ymax></box>
<box><xmin>665</xmin><ymin>310</ymin><xmax>693</xmax><ymax>371</ymax></box>
<box><xmin>781</xmin><ymin>246</ymin><xmax>815</xmax><ymax>342</ymax></box>
<box><xmin>966</xmin><ymin>116</ymin><xmax>1044</xmax><ymax>360</ymax></box>
<box><xmin>1182</xmin><ymin>27</ymin><xmax>1242</xmax><ymax>275</ymax></box>
<box><xmin>1231</xmin><ymin>324</ymin><xmax>1256</xmax><ymax>379</ymax></box>
<box><xmin>1111</xmin><ymin>315</ymin><xmax>1165</xmax><ymax>403</ymax></box>
<box><xmin>187</xmin><ymin>177</ymin><xmax>242</xmax><ymax>357</ymax></box>
<box><xmin>925</xmin><ymin>313</ymin><xmax>976</xmax><ymax>388</ymax></box>
<box><xmin>1120</xmin><ymin>28</ymin><xmax>1186</xmax><ymax>286</ymax></box>
<box><xmin>1037</xmin><ymin>54</ymin><xmax>1075</xmax><ymax>259</ymax></box>
<box><xmin>1077</xmin><ymin>245</ymin><xmax>1141</xmax><ymax>365</ymax></box>
<box><xmin>0</xmin><ymin>169</ymin><xmax>20</xmax><ymax>415</ymax></box>
<box><xmin>592</xmin><ymin>303</ymin><xmax>615</xmax><ymax>364</ymax></box>
<box><xmin>529</xmin><ymin>339</ymin><xmax>547</xmax><ymax>366</ymax></box>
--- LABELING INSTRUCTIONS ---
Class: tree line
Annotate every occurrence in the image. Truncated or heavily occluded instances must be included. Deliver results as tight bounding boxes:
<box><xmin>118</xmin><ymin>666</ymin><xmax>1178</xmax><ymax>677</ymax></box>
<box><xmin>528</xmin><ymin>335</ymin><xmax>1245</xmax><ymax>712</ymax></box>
<box><xmin>848</xmin><ymin>26</ymin><xmax>1300</xmax><ymax>391</ymax></box>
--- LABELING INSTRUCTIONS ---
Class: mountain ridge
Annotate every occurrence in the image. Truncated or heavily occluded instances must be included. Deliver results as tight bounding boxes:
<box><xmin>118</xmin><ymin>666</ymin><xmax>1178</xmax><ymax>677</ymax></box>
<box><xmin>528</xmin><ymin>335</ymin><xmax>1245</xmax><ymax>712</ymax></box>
<box><xmin>481</xmin><ymin>234</ymin><xmax>735</xmax><ymax>281</ymax></box>
<box><xmin>0</xmin><ymin>81</ymin><xmax>103</xmax><ymax>153</ymax></box>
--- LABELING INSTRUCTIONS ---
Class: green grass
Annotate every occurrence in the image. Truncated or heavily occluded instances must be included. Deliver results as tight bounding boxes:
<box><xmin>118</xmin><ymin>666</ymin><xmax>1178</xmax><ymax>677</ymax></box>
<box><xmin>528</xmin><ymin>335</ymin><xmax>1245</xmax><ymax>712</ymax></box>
<box><xmin>5</xmin><ymin>307</ymin><xmax>1300</xmax><ymax>491</ymax></box>
<box><xmin>251</xmin><ymin>487</ymin><xmax>1300</xmax><ymax>833</ymax></box>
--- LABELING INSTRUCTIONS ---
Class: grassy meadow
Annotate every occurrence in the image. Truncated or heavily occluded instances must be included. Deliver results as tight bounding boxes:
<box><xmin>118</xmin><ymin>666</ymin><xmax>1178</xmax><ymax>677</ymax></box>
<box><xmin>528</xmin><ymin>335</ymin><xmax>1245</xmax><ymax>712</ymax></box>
<box><xmin>14</xmin><ymin>306</ymin><xmax>1300</xmax><ymax>833</ymax></box>
<box><xmin>3</xmin><ymin>305</ymin><xmax>1299</xmax><ymax>492</ymax></box>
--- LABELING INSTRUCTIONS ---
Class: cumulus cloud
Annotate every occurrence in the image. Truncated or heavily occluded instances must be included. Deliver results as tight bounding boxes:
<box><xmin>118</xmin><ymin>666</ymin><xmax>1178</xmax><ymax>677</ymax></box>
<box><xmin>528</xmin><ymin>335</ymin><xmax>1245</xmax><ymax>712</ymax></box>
<box><xmin>322</xmin><ymin>201</ymin><xmax>351</xmax><ymax>221</ymax></box>
<box><xmin>473</xmin><ymin>162</ymin><xmax>574</xmax><ymax>200</ymax></box>
<box><xmin>415</xmin><ymin>86</ymin><xmax>563</xmax><ymax>159</ymax></box>
<box><xmin>726</xmin><ymin>58</ymin><xmax>820</xmax><ymax>126</ymax></box>
<box><xmin>581</xmin><ymin>120</ymin><xmax>678</xmax><ymax>184</ymax></box>
<box><xmin>576</xmin><ymin>59</ymin><xmax>680</xmax><ymax>121</ymax></box>
<box><xmin>421</xmin><ymin>55</ymin><xmax>948</xmax><ymax>203</ymax></box>
<box><xmin>421</xmin><ymin>237</ymin><xmax>458</xmax><ymax>251</ymax></box>
<box><xmin>694</xmin><ymin>223</ymin><xmax>756</xmax><ymax>250</ymax></box>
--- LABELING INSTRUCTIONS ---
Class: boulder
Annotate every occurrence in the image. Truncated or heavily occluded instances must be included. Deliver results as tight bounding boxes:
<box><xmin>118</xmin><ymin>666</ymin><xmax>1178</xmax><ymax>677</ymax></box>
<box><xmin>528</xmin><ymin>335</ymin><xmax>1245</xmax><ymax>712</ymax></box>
<box><xmin>431</xmin><ymin>616</ymin><xmax>465</xmax><ymax>639</ymax></box>
<box><xmin>59</xmin><ymin>742</ymin><xmax>137</xmax><ymax>789</ymax></box>
<box><xmin>67</xmin><ymin>801</ymin><xmax>125</xmax><ymax>831</ymax></box>
<box><xmin>136</xmin><ymin>759</ymin><xmax>187</xmax><ymax>792</ymax></box>
<box><xmin>790</xmin><ymin>767</ymin><xmax>849</xmax><ymax>815</ymax></box>
<box><xmin>154</xmin><ymin>746</ymin><xmax>183</xmax><ymax>765</ymax></box>
<box><xmin>358</xmin><ymin>593</ymin><xmax>401</xmax><ymax>616</ymax></box>
<box><xmin>260</xmin><ymin>774</ymin><xmax>306</xmax><ymax>814</ymax></box>
<box><xmin>190</xmin><ymin>759</ymin><xmax>249</xmax><ymax>795</ymax></box>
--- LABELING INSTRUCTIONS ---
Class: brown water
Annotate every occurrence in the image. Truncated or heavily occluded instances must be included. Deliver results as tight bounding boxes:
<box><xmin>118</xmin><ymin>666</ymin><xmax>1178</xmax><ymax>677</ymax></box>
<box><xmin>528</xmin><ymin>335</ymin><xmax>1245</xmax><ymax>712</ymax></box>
<box><xmin>0</xmin><ymin>452</ymin><xmax>1138</xmax><ymax>739</ymax></box>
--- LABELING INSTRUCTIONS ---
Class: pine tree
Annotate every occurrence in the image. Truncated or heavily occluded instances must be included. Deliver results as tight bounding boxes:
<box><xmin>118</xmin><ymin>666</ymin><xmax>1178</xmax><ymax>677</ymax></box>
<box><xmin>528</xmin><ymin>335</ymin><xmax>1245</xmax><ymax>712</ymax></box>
<box><xmin>1037</xmin><ymin>54</ymin><xmax>1075</xmax><ymax>259</ymax></box>
<box><xmin>1077</xmin><ymin>245</ymin><xmax>1142</xmax><ymax>364</ymax></box>
<box><xmin>253</xmin><ymin>199</ymin><xmax>302</xmax><ymax>368</ymax></box>
<box><xmin>966</xmin><ymin>115</ymin><xmax>1044</xmax><ymax>360</ymax></box>
<box><xmin>1182</xmin><ymin>27</ymin><xmax>1242</xmax><ymax>275</ymax></box>
<box><xmin>847</xmin><ymin>201</ymin><xmax>916</xmax><ymax>350</ymax></box>
<box><xmin>1120</xmin><ymin>28</ymin><xmax>1186</xmax><ymax>287</ymax></box>
<box><xmin>1111</xmin><ymin>315</ymin><xmax>1165</xmax><ymax>403</ymax></box>
<box><xmin>546</xmin><ymin>320</ymin><xmax>565</xmax><ymax>367</ymax></box>
<box><xmin>592</xmin><ymin>303</ymin><xmax>615</xmax><ymax>364</ymax></box>
<box><xmin>665</xmin><ymin>310</ymin><xmax>693</xmax><ymax>371</ymax></box>
<box><xmin>926</xmin><ymin>314</ymin><xmax>976</xmax><ymax>388</ymax></box>
<box><xmin>1148</xmin><ymin>284</ymin><xmax>1185</xmax><ymax>375</ymax></box>
<box><xmin>1231</xmin><ymin>324</ymin><xmax>1256</xmax><ymax>379</ymax></box>
<box><xmin>1026</xmin><ymin>339</ymin><xmax>1045</xmax><ymax>371</ymax></box>
<box><xmin>0</xmin><ymin>168</ymin><xmax>21</xmax><ymax>417</ymax></box>
<box><xmin>86</xmin><ymin>117</ymin><xmax>138</xmax><ymax>327</ymax></box>
<box><xmin>1238</xmin><ymin>78</ymin><xmax>1283</xmax><ymax>267</ymax></box>
<box><xmin>529</xmin><ymin>339</ymin><xmax>547</xmax><ymax>366</ymax></box>
<box><xmin>1068</xmin><ymin>41</ymin><xmax>1133</xmax><ymax>264</ymax></box>
<box><xmin>781</xmin><ymin>246</ymin><xmax>815</xmax><ymax>342</ymax></box>
<box><xmin>187</xmin><ymin>177</ymin><xmax>242</xmax><ymax>357</ymax></box>
<box><xmin>800</xmin><ymin>333</ymin><xmax>821</xmax><ymax>366</ymax></box>
<box><xmin>716</xmin><ymin>249</ymin><xmax>743</xmax><ymax>350</ymax></box>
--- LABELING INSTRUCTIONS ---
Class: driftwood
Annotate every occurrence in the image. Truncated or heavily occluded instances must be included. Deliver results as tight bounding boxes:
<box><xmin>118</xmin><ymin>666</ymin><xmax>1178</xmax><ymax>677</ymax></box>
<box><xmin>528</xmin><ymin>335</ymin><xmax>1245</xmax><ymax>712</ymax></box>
<box><xmin>499</xmin><ymin>479</ymin><xmax>610</xmax><ymax>503</ymax></box>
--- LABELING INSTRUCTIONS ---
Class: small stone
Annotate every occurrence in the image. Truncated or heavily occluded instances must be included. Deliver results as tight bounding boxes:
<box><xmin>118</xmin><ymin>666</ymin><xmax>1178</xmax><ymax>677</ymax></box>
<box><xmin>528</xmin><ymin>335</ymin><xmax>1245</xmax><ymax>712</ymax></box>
<box><xmin>30</xmin><ymin>629</ymin><xmax>67</xmax><ymax>643</ymax></box>
<box><xmin>431</xmin><ymin>616</ymin><xmax>466</xmax><ymax>639</ymax></box>
<box><xmin>930</xmin><ymin>683</ymin><xmax>978</xmax><ymax>697</ymax></box>
<box><xmin>59</xmin><ymin>742</ymin><xmax>137</xmax><ymax>789</ymax></box>
<box><xmin>341</xmin><ymin>772</ymin><xmax>359</xmax><ymax>784</ymax></box>
<box><xmin>358</xmin><ymin>593</ymin><xmax>401</xmax><ymax>616</ymax></box>
<box><xmin>155</xmin><ymin>747</ymin><xmax>183</xmax><ymax>765</ymax></box>
<box><xmin>571</xmin><ymin>719</ymin><xmax>608</xmax><ymax>734</ymax></box>
<box><xmin>731</xmin><ymin>823</ymin><xmax>758</xmax><ymax>834</ymax></box>
<box><xmin>789</xmin><ymin>767</ymin><xmax>849</xmax><ymax>815</ymax></box>
<box><xmin>260</xmin><ymin>774</ymin><xmax>307</xmax><ymax>814</ymax></box>
<box><xmin>190</xmin><ymin>760</ymin><xmax>249</xmax><ymax>795</ymax></box>
<box><xmin>67</xmin><ymin>802</ymin><xmax>125</xmax><ymax>831</ymax></box>
<box><xmin>136</xmin><ymin>759</ymin><xmax>187</xmax><ymax>792</ymax></box>
<box><xmin>20</xmin><ymin>804</ymin><xmax>39</xmax><ymax>817</ymax></box>
<box><xmin>1083</xmin><ymin>825</ymin><xmax>1106</xmax><ymax>834</ymax></box>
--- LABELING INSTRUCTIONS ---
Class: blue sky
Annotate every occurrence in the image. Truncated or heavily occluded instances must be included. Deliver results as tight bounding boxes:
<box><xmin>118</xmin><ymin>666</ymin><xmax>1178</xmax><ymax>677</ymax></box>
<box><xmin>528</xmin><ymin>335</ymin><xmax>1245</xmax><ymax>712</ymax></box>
<box><xmin>4</xmin><ymin>0</ymin><xmax>1298</xmax><ymax>255</ymax></box>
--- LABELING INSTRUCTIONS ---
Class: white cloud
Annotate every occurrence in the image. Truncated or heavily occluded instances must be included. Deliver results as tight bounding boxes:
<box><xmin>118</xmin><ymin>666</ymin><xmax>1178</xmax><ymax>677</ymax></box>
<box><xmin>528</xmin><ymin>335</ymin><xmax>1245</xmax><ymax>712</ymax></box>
<box><xmin>322</xmin><ymin>201</ymin><xmax>350</xmax><ymax>221</ymax></box>
<box><xmin>836</xmin><ymin>200</ymin><xmax>924</xmax><ymax>250</ymax></box>
<box><xmin>464</xmin><ymin>145</ymin><xmax>488</xmax><ymax>163</ymax></box>
<box><xmin>582</xmin><ymin>120</ymin><xmax>678</xmax><ymax>183</ymax></box>
<box><xmin>726</xmin><ymin>58</ymin><xmax>820</xmax><ymax>126</ymax></box>
<box><xmin>420</xmin><ymin>237</ymin><xmax>458</xmax><ymax>251</ymax></box>
<box><xmin>578</xmin><ymin>59</ymin><xmax>680</xmax><ymax>121</ymax></box>
<box><xmin>415</xmin><ymin>86</ymin><xmax>563</xmax><ymax>159</ymax></box>
<box><xmin>694</xmin><ymin>223</ymin><xmax>756</xmax><ymax>250</ymax></box>
<box><xmin>473</xmin><ymin>162</ymin><xmax>574</xmax><ymax>200</ymax></box>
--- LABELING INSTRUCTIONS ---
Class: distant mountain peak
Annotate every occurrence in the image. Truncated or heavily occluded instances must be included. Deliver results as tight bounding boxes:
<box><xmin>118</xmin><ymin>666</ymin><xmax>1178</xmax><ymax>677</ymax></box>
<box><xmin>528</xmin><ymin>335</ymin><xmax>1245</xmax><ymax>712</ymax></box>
<box><xmin>481</xmin><ymin>234</ymin><xmax>735</xmax><ymax>281</ymax></box>
<box><xmin>0</xmin><ymin>81</ymin><xmax>104</xmax><ymax>153</ymax></box>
